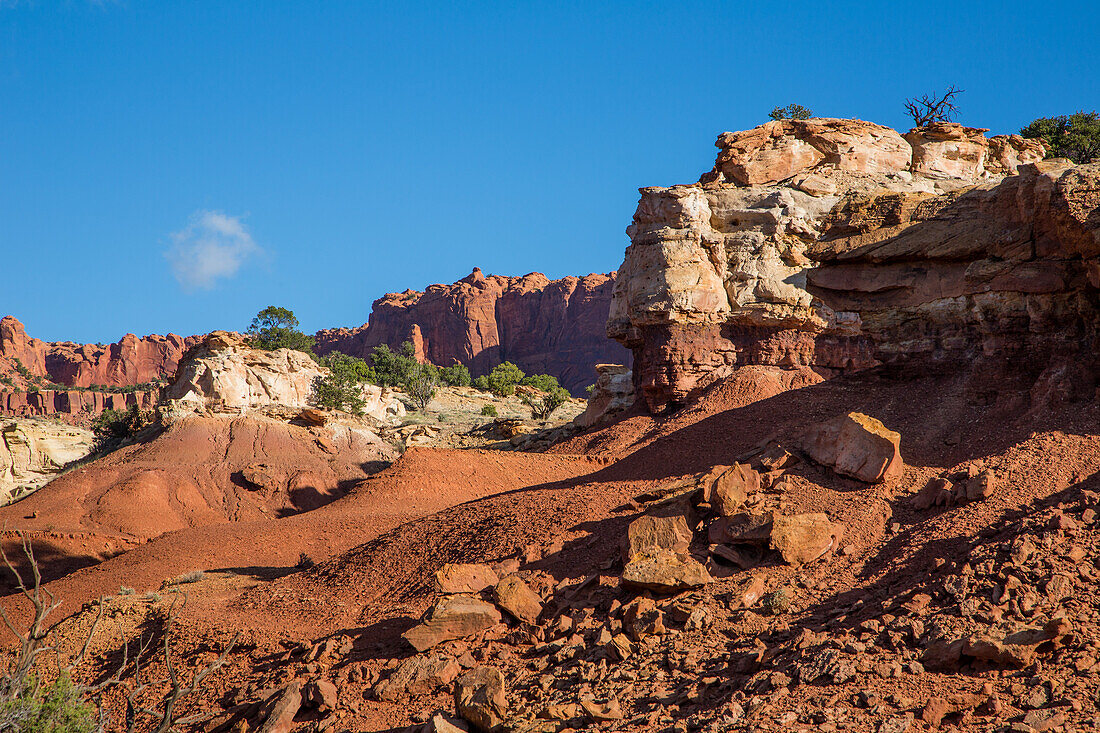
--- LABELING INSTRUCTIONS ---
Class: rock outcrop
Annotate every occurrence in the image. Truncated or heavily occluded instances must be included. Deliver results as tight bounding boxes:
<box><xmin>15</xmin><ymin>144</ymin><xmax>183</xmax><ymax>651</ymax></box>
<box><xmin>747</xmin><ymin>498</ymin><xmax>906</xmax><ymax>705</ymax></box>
<box><xmin>315</xmin><ymin>270</ymin><xmax>630</xmax><ymax>395</ymax></box>
<box><xmin>607</xmin><ymin>117</ymin><xmax>1100</xmax><ymax>412</ymax></box>
<box><xmin>572</xmin><ymin>364</ymin><xmax>635</xmax><ymax>428</ymax></box>
<box><xmin>161</xmin><ymin>332</ymin><xmax>405</xmax><ymax>424</ymax></box>
<box><xmin>0</xmin><ymin>316</ymin><xmax>201</xmax><ymax>419</ymax></box>
<box><xmin>0</xmin><ymin>419</ymin><xmax>93</xmax><ymax>504</ymax></box>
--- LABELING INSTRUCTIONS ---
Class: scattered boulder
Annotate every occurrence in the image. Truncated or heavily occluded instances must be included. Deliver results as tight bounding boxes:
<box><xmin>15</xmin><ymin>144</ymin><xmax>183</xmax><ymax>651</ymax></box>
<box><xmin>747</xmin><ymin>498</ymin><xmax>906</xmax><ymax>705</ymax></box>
<box><xmin>297</xmin><ymin>408</ymin><xmax>328</xmax><ymax>426</ymax></box>
<box><xmin>375</xmin><ymin>654</ymin><xmax>461</xmax><ymax>701</ymax></box>
<box><xmin>256</xmin><ymin>680</ymin><xmax>303</xmax><ymax>733</ymax></box>
<box><xmin>622</xmin><ymin>512</ymin><xmax>694</xmax><ymax>561</ymax></box>
<box><xmin>435</xmin><ymin>563</ymin><xmax>501</xmax><ymax>595</ymax></box>
<box><xmin>770</xmin><ymin>513</ymin><xmax>843</xmax><ymax>564</ymax></box>
<box><xmin>493</xmin><ymin>576</ymin><xmax>544</xmax><ymax>624</ymax></box>
<box><xmin>623</xmin><ymin>597</ymin><xmax>667</xmax><ymax>641</ymax></box>
<box><xmin>622</xmin><ymin>548</ymin><xmax>712</xmax><ymax>594</ymax></box>
<box><xmin>912</xmin><ymin>477</ymin><xmax>955</xmax><ymax>509</ymax></box>
<box><xmin>424</xmin><ymin>713</ymin><xmax>470</xmax><ymax>733</ymax></box>
<box><xmin>801</xmin><ymin>412</ymin><xmax>903</xmax><ymax>483</ymax></box>
<box><xmin>302</xmin><ymin>678</ymin><xmax>337</xmax><ymax>711</ymax></box>
<box><xmin>454</xmin><ymin>667</ymin><xmax>507</xmax><ymax>732</ymax></box>
<box><xmin>403</xmin><ymin>596</ymin><xmax>503</xmax><ymax>652</ymax></box>
<box><xmin>700</xmin><ymin>464</ymin><xmax>760</xmax><ymax>515</ymax></box>
<box><xmin>913</xmin><ymin>469</ymin><xmax>996</xmax><ymax>509</ymax></box>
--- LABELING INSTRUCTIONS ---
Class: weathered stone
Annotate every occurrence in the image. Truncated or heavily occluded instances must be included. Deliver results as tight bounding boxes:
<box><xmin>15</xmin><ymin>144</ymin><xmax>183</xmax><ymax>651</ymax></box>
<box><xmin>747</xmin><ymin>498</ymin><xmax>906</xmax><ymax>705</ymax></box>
<box><xmin>493</xmin><ymin>576</ymin><xmax>543</xmax><ymax>624</ymax></box>
<box><xmin>913</xmin><ymin>477</ymin><xmax>954</xmax><ymax>509</ymax></box>
<box><xmin>303</xmin><ymin>678</ymin><xmax>338</xmax><ymax>710</ymax></box>
<box><xmin>403</xmin><ymin>596</ymin><xmax>503</xmax><ymax>652</ymax></box>
<box><xmin>700</xmin><ymin>463</ymin><xmax>760</xmax><ymax>516</ymax></box>
<box><xmin>964</xmin><ymin>470</ymin><xmax>996</xmax><ymax>502</ymax></box>
<box><xmin>425</xmin><ymin>713</ymin><xmax>470</xmax><ymax>733</ymax></box>
<box><xmin>454</xmin><ymin>667</ymin><xmax>507</xmax><ymax>732</ymax></box>
<box><xmin>375</xmin><ymin>654</ymin><xmax>461</xmax><ymax>701</ymax></box>
<box><xmin>770</xmin><ymin>513</ymin><xmax>843</xmax><ymax>564</ymax></box>
<box><xmin>0</xmin><ymin>419</ymin><xmax>93</xmax><ymax>504</ymax></box>
<box><xmin>580</xmin><ymin>696</ymin><xmax>623</xmax><ymax>722</ymax></box>
<box><xmin>801</xmin><ymin>412</ymin><xmax>903</xmax><ymax>483</ymax></box>
<box><xmin>256</xmin><ymin>680</ymin><xmax>303</xmax><ymax>733</ymax></box>
<box><xmin>163</xmin><ymin>333</ymin><xmax>405</xmax><ymax>422</ymax></box>
<box><xmin>623</xmin><ymin>597</ymin><xmax>666</xmax><ymax>641</ymax></box>
<box><xmin>622</xmin><ymin>548</ymin><xmax>712</xmax><ymax>594</ymax></box>
<box><xmin>609</xmin><ymin>117</ymin><xmax>1094</xmax><ymax>415</ymax></box>
<box><xmin>573</xmin><ymin>364</ymin><xmax>634</xmax><ymax>428</ymax></box>
<box><xmin>622</xmin><ymin>512</ymin><xmax>693</xmax><ymax>562</ymax></box>
<box><xmin>435</xmin><ymin>563</ymin><xmax>501</xmax><ymax>595</ymax></box>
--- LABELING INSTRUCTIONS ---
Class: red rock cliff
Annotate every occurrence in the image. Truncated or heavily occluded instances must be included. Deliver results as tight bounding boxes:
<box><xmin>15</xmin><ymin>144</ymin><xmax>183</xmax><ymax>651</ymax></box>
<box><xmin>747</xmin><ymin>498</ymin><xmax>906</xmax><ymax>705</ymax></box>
<box><xmin>0</xmin><ymin>316</ymin><xmax>201</xmax><ymax>417</ymax></box>
<box><xmin>315</xmin><ymin>269</ymin><xmax>630</xmax><ymax>394</ymax></box>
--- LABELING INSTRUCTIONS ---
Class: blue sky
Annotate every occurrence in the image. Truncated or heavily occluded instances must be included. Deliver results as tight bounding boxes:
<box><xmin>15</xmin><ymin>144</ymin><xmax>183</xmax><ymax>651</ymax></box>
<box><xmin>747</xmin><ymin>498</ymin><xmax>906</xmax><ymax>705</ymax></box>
<box><xmin>2</xmin><ymin>1</ymin><xmax>1098</xmax><ymax>343</ymax></box>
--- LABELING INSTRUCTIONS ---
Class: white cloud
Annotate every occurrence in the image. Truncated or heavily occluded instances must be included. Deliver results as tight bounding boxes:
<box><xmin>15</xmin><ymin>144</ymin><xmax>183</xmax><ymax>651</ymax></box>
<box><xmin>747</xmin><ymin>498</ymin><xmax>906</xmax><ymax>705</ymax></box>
<box><xmin>166</xmin><ymin>211</ymin><xmax>261</xmax><ymax>290</ymax></box>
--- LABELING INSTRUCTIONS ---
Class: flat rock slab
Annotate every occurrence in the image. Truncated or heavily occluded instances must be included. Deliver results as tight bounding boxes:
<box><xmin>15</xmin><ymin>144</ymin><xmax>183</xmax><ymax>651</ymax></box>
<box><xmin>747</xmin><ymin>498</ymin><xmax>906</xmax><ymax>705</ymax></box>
<box><xmin>770</xmin><ymin>512</ymin><xmax>843</xmax><ymax>564</ymax></box>
<box><xmin>403</xmin><ymin>596</ymin><xmax>502</xmax><ymax>652</ymax></box>
<box><xmin>435</xmin><ymin>563</ymin><xmax>501</xmax><ymax>594</ymax></box>
<box><xmin>622</xmin><ymin>548</ymin><xmax>712</xmax><ymax>593</ymax></box>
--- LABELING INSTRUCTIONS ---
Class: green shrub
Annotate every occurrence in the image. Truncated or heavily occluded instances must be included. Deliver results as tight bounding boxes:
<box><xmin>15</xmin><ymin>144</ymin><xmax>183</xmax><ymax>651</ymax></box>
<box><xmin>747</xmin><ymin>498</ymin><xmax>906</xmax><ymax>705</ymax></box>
<box><xmin>440</xmin><ymin>363</ymin><xmax>471</xmax><ymax>387</ymax></box>
<box><xmin>519</xmin><ymin>373</ymin><xmax>560</xmax><ymax>393</ymax></box>
<box><xmin>1021</xmin><ymin>111</ymin><xmax>1100</xmax><ymax>164</ymax></box>
<box><xmin>481</xmin><ymin>404</ymin><xmax>498</xmax><ymax>417</ymax></box>
<box><xmin>310</xmin><ymin>352</ymin><xmax>370</xmax><ymax>415</ymax></box>
<box><xmin>477</xmin><ymin>362</ymin><xmax>525</xmax><ymax>397</ymax></box>
<box><xmin>369</xmin><ymin>342</ymin><xmax>421</xmax><ymax>388</ymax></box>
<box><xmin>248</xmin><ymin>306</ymin><xmax>315</xmax><ymax>354</ymax></box>
<box><xmin>522</xmin><ymin>386</ymin><xmax>570</xmax><ymax>421</ymax></box>
<box><xmin>0</xmin><ymin>673</ymin><xmax>95</xmax><ymax>733</ymax></box>
<box><xmin>768</xmin><ymin>103</ymin><xmax>813</xmax><ymax>121</ymax></box>
<box><xmin>404</xmin><ymin>364</ymin><xmax>438</xmax><ymax>411</ymax></box>
<box><xmin>91</xmin><ymin>405</ymin><xmax>150</xmax><ymax>452</ymax></box>
<box><xmin>585</xmin><ymin>384</ymin><xmax>595</xmax><ymax>395</ymax></box>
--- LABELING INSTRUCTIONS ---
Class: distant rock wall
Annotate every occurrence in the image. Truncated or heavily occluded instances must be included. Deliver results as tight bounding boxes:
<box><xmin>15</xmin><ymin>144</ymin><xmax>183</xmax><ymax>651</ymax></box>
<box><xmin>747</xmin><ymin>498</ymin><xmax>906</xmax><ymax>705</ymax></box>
<box><xmin>609</xmin><ymin>118</ymin><xmax>1100</xmax><ymax>412</ymax></box>
<box><xmin>315</xmin><ymin>270</ymin><xmax>630</xmax><ymax>394</ymax></box>
<box><xmin>0</xmin><ymin>316</ymin><xmax>201</xmax><ymax>419</ymax></box>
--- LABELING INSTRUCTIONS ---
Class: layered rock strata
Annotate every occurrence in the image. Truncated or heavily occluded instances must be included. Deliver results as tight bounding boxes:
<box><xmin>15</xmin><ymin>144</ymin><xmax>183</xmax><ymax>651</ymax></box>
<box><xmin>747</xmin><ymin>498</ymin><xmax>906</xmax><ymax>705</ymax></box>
<box><xmin>315</xmin><ymin>270</ymin><xmax>630</xmax><ymax>395</ymax></box>
<box><xmin>0</xmin><ymin>419</ymin><xmax>93</xmax><ymax>504</ymax></box>
<box><xmin>608</xmin><ymin>118</ymin><xmax>1099</xmax><ymax>412</ymax></box>
<box><xmin>0</xmin><ymin>316</ymin><xmax>200</xmax><ymax>418</ymax></box>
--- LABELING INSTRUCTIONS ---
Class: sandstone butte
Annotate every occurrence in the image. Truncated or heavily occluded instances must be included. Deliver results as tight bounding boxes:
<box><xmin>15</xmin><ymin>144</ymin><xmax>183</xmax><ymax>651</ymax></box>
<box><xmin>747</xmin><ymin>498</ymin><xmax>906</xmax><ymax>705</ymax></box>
<box><xmin>607</xmin><ymin>117</ymin><xmax>1100</xmax><ymax>413</ymax></box>
<box><xmin>315</xmin><ymin>268</ymin><xmax>630</xmax><ymax>395</ymax></box>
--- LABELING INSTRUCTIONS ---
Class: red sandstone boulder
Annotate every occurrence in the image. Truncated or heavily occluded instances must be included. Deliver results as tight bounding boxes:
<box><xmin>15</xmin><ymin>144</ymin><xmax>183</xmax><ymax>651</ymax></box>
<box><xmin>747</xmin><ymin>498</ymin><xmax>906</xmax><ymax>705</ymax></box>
<box><xmin>801</xmin><ymin>412</ymin><xmax>903</xmax><ymax>483</ymax></box>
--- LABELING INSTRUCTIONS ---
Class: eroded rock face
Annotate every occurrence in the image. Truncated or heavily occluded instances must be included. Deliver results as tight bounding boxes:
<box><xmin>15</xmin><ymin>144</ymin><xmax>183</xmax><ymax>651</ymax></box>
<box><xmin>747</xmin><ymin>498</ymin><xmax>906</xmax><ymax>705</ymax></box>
<box><xmin>0</xmin><ymin>316</ymin><xmax>201</xmax><ymax>401</ymax></box>
<box><xmin>609</xmin><ymin>118</ymin><xmax>1100</xmax><ymax>412</ymax></box>
<box><xmin>573</xmin><ymin>364</ymin><xmax>635</xmax><ymax>428</ymax></box>
<box><xmin>161</xmin><ymin>332</ymin><xmax>405</xmax><ymax>423</ymax></box>
<box><xmin>0</xmin><ymin>419</ymin><xmax>93</xmax><ymax>504</ymax></box>
<box><xmin>315</xmin><ymin>270</ymin><xmax>630</xmax><ymax>395</ymax></box>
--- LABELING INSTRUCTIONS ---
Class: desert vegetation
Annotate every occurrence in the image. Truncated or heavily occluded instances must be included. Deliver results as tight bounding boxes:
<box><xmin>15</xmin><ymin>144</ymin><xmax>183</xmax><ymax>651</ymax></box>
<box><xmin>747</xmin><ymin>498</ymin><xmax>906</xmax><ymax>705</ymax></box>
<box><xmin>1021</xmin><ymin>111</ymin><xmax>1100</xmax><ymax>163</ymax></box>
<box><xmin>247</xmin><ymin>306</ymin><xmax>315</xmax><ymax>354</ymax></box>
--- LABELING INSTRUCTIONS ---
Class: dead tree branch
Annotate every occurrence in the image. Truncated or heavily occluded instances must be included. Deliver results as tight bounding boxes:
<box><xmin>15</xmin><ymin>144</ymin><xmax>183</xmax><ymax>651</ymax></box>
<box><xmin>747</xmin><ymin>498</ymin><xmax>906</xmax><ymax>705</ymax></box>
<box><xmin>905</xmin><ymin>86</ymin><xmax>964</xmax><ymax>127</ymax></box>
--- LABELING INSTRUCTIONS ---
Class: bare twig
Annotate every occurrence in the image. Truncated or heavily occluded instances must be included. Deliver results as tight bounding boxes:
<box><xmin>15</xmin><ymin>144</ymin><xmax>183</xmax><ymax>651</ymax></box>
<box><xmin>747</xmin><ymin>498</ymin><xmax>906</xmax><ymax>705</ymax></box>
<box><xmin>0</xmin><ymin>533</ymin><xmax>62</xmax><ymax>701</ymax></box>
